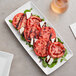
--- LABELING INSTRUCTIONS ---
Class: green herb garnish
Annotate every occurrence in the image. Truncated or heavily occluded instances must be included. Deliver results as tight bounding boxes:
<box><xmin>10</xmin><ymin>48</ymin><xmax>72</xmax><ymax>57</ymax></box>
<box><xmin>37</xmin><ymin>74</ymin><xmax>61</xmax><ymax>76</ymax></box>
<box><xmin>32</xmin><ymin>14</ymin><xmax>40</xmax><ymax>18</ymax></box>
<box><xmin>60</xmin><ymin>57</ymin><xmax>67</xmax><ymax>62</ymax></box>
<box><xmin>9</xmin><ymin>20</ymin><xmax>12</xmax><ymax>23</ymax></box>
<box><xmin>57</xmin><ymin>38</ymin><xmax>64</xmax><ymax>44</ymax></box>
<box><xmin>60</xmin><ymin>59</ymin><xmax>63</xmax><ymax>62</ymax></box>
<box><xmin>62</xmin><ymin>56</ymin><xmax>67</xmax><ymax>61</ymax></box>
<box><xmin>24</xmin><ymin>8</ymin><xmax>32</xmax><ymax>14</ymax></box>
<box><xmin>38</xmin><ymin>57</ymin><xmax>47</xmax><ymax>67</ymax></box>
<box><xmin>39</xmin><ymin>57</ymin><xmax>58</xmax><ymax>68</ymax></box>
<box><xmin>21</xmin><ymin>35</ymin><xmax>26</xmax><ymax>41</ymax></box>
<box><xmin>26</xmin><ymin>41</ymin><xmax>33</xmax><ymax>48</ymax></box>
<box><xmin>20</xmin><ymin>35</ymin><xmax>33</xmax><ymax>48</ymax></box>
<box><xmin>20</xmin><ymin>34</ymin><xmax>33</xmax><ymax>48</ymax></box>
<box><xmin>15</xmin><ymin>28</ymin><xmax>18</xmax><ymax>30</ymax></box>
<box><xmin>64</xmin><ymin>48</ymin><xmax>68</xmax><ymax>57</ymax></box>
<box><xmin>41</xmin><ymin>18</ymin><xmax>44</xmax><ymax>21</ymax></box>
<box><xmin>32</xmin><ymin>14</ymin><xmax>44</xmax><ymax>21</ymax></box>
<box><xmin>42</xmin><ymin>60</ymin><xmax>48</xmax><ymax>67</ymax></box>
<box><xmin>60</xmin><ymin>49</ymin><xmax>68</xmax><ymax>62</ymax></box>
<box><xmin>48</xmin><ymin>58</ymin><xmax>58</xmax><ymax>68</ymax></box>
<box><xmin>38</xmin><ymin>56</ymin><xmax>46</xmax><ymax>60</ymax></box>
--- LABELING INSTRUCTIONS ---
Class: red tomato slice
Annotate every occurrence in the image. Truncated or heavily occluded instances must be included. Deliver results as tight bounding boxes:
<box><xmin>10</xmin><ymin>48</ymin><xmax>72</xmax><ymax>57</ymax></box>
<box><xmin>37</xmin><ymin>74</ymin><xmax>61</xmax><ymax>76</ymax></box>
<box><xmin>39</xmin><ymin>26</ymin><xmax>56</xmax><ymax>41</ymax></box>
<box><xmin>34</xmin><ymin>39</ymin><xmax>51</xmax><ymax>57</ymax></box>
<box><xmin>12</xmin><ymin>13</ymin><xmax>27</xmax><ymax>30</ymax></box>
<box><xmin>48</xmin><ymin>42</ymin><xmax>65</xmax><ymax>58</ymax></box>
<box><xmin>17</xmin><ymin>14</ymin><xmax>27</xmax><ymax>30</ymax></box>
<box><xmin>24</xmin><ymin>24</ymin><xmax>41</xmax><ymax>42</ymax></box>
<box><xmin>50</xmin><ymin>27</ymin><xmax>56</xmax><ymax>39</ymax></box>
<box><xmin>12</xmin><ymin>13</ymin><xmax>23</xmax><ymax>29</ymax></box>
<box><xmin>26</xmin><ymin>16</ymin><xmax>41</xmax><ymax>27</ymax></box>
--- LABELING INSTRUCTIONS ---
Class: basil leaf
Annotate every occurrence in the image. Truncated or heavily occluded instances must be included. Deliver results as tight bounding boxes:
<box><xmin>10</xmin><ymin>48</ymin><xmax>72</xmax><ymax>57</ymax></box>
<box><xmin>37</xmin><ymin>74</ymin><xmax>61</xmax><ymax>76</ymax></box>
<box><xmin>15</xmin><ymin>28</ymin><xmax>18</xmax><ymax>30</ymax></box>
<box><xmin>60</xmin><ymin>49</ymin><xmax>68</xmax><ymax>62</ymax></box>
<box><xmin>32</xmin><ymin>14</ymin><xmax>40</xmax><ymax>18</ymax></box>
<box><xmin>21</xmin><ymin>35</ymin><xmax>26</xmax><ymax>41</ymax></box>
<box><xmin>48</xmin><ymin>62</ymin><xmax>56</xmax><ymax>68</ymax></box>
<box><xmin>38</xmin><ymin>56</ymin><xmax>41</xmax><ymax>59</ymax></box>
<box><xmin>41</xmin><ymin>18</ymin><xmax>44</xmax><ymax>21</ymax></box>
<box><xmin>48</xmin><ymin>58</ymin><xmax>58</xmax><ymax>68</ymax></box>
<box><xmin>38</xmin><ymin>56</ymin><xmax>46</xmax><ymax>60</ymax></box>
<box><xmin>32</xmin><ymin>14</ymin><xmax>45</xmax><ymax>21</ymax></box>
<box><xmin>29</xmin><ymin>44</ymin><xmax>33</xmax><ymax>48</ymax></box>
<box><xmin>38</xmin><ymin>56</ymin><xmax>47</xmax><ymax>67</ymax></box>
<box><xmin>62</xmin><ymin>56</ymin><xmax>67</xmax><ymax>61</ymax></box>
<box><xmin>26</xmin><ymin>42</ymin><xmax>29</xmax><ymax>45</ymax></box>
<box><xmin>24</xmin><ymin>8</ymin><xmax>32</xmax><ymax>14</ymax></box>
<box><xmin>60</xmin><ymin>59</ymin><xmax>63</xmax><ymax>62</ymax></box>
<box><xmin>42</xmin><ymin>60</ymin><xmax>48</xmax><ymax>68</ymax></box>
<box><xmin>64</xmin><ymin>49</ymin><xmax>68</xmax><ymax>57</ymax></box>
<box><xmin>9</xmin><ymin>20</ymin><xmax>12</xmax><ymax>23</ymax></box>
<box><xmin>21</xmin><ymin>35</ymin><xmax>33</xmax><ymax>48</ymax></box>
<box><xmin>26</xmin><ymin>42</ymin><xmax>33</xmax><ymax>48</ymax></box>
<box><xmin>57</xmin><ymin>38</ymin><xmax>64</xmax><ymax>44</ymax></box>
<box><xmin>60</xmin><ymin>56</ymin><xmax>67</xmax><ymax>62</ymax></box>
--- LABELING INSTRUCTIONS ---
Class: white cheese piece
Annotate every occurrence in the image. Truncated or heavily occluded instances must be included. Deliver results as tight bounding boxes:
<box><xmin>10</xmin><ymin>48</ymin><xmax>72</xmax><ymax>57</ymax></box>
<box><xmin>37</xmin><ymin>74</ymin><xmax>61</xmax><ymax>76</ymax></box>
<box><xmin>19</xmin><ymin>27</ymin><xmax>24</xmax><ymax>34</ymax></box>
<box><xmin>40</xmin><ymin>21</ymin><xmax>45</xmax><ymax>28</ymax></box>
<box><xmin>56</xmin><ymin>38</ymin><xmax>58</xmax><ymax>42</ymax></box>
<box><xmin>48</xmin><ymin>58</ymin><xmax>53</xmax><ymax>65</ymax></box>
<box><xmin>51</xmin><ymin>38</ymin><xmax>55</xmax><ymax>43</ymax></box>
<box><xmin>26</xmin><ymin>12</ymin><xmax>31</xmax><ymax>19</ymax></box>
<box><xmin>31</xmin><ymin>38</ymin><xmax>33</xmax><ymax>45</ymax></box>
<box><xmin>46</xmin><ymin>55</ymin><xmax>50</xmax><ymax>61</ymax></box>
<box><xmin>34</xmin><ymin>38</ymin><xmax>38</xmax><ymax>42</ymax></box>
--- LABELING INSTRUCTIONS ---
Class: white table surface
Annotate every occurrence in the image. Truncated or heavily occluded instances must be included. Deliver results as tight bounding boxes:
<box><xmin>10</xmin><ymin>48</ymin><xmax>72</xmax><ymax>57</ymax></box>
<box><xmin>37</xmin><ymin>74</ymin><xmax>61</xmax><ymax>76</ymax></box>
<box><xmin>0</xmin><ymin>0</ymin><xmax>76</xmax><ymax>76</ymax></box>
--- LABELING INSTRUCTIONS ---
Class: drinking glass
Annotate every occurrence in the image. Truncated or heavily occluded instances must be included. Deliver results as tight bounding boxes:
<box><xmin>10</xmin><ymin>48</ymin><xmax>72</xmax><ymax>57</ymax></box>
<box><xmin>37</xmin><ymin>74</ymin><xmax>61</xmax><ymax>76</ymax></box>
<box><xmin>51</xmin><ymin>0</ymin><xmax>68</xmax><ymax>14</ymax></box>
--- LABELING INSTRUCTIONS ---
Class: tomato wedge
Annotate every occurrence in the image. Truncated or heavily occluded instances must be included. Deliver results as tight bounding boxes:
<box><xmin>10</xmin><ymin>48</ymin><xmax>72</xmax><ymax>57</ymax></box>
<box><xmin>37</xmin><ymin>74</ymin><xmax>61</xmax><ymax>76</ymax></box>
<box><xmin>34</xmin><ymin>39</ymin><xmax>51</xmax><ymax>57</ymax></box>
<box><xmin>24</xmin><ymin>24</ymin><xmax>41</xmax><ymax>42</ymax></box>
<box><xmin>26</xmin><ymin>16</ymin><xmax>41</xmax><ymax>27</ymax></box>
<box><xmin>12</xmin><ymin>13</ymin><xmax>27</xmax><ymax>30</ymax></box>
<box><xmin>39</xmin><ymin>26</ymin><xmax>56</xmax><ymax>41</ymax></box>
<box><xmin>48</xmin><ymin>42</ymin><xmax>65</xmax><ymax>58</ymax></box>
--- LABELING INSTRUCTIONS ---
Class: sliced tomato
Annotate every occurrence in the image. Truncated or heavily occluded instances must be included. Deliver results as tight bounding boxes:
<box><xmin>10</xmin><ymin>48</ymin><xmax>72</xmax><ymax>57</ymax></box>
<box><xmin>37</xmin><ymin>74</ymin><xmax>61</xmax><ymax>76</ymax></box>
<box><xmin>50</xmin><ymin>27</ymin><xmax>56</xmax><ymax>39</ymax></box>
<box><xmin>39</xmin><ymin>26</ymin><xmax>56</xmax><ymax>41</ymax></box>
<box><xmin>24</xmin><ymin>24</ymin><xmax>41</xmax><ymax>42</ymax></box>
<box><xmin>48</xmin><ymin>42</ymin><xmax>65</xmax><ymax>58</ymax></box>
<box><xmin>12</xmin><ymin>13</ymin><xmax>23</xmax><ymax>29</ymax></box>
<box><xmin>33</xmin><ymin>39</ymin><xmax>51</xmax><ymax>57</ymax></box>
<box><xmin>12</xmin><ymin>13</ymin><xmax>27</xmax><ymax>30</ymax></box>
<box><xmin>18</xmin><ymin>14</ymin><xmax>27</xmax><ymax>30</ymax></box>
<box><xmin>26</xmin><ymin>16</ymin><xmax>41</xmax><ymax>27</ymax></box>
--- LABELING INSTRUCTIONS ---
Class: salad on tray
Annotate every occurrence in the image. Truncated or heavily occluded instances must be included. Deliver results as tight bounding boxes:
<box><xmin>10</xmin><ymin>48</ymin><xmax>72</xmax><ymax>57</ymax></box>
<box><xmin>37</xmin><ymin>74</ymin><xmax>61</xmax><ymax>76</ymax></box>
<box><xmin>9</xmin><ymin>8</ymin><xmax>68</xmax><ymax>68</ymax></box>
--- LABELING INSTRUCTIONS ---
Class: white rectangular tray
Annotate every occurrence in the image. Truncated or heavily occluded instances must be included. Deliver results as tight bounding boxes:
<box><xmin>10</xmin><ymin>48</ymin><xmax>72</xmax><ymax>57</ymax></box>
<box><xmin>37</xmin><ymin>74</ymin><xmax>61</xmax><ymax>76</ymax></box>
<box><xmin>5</xmin><ymin>1</ymin><xmax>73</xmax><ymax>75</ymax></box>
<box><xmin>0</xmin><ymin>51</ymin><xmax>13</xmax><ymax>76</ymax></box>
